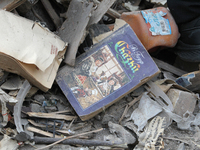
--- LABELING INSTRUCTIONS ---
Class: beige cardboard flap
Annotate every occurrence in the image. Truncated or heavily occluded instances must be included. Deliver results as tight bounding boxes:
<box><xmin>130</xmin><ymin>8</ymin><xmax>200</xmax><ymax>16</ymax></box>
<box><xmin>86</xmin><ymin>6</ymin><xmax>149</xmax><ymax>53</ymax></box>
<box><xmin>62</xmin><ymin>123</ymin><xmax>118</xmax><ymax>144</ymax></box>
<box><xmin>0</xmin><ymin>10</ymin><xmax>67</xmax><ymax>72</ymax></box>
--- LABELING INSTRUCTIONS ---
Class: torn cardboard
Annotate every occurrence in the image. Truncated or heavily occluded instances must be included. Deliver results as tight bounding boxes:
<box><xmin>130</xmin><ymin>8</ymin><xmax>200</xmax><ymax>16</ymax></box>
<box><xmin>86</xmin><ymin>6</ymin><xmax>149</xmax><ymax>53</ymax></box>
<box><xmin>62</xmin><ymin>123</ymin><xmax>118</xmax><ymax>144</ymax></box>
<box><xmin>0</xmin><ymin>10</ymin><xmax>67</xmax><ymax>91</ymax></box>
<box><xmin>0</xmin><ymin>10</ymin><xmax>67</xmax><ymax>72</ymax></box>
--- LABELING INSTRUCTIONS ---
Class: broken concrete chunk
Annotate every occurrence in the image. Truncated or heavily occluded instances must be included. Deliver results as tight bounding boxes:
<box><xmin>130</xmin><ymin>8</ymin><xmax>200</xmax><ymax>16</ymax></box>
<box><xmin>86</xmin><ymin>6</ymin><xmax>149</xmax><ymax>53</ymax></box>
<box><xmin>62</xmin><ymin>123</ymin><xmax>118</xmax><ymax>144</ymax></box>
<box><xmin>124</xmin><ymin>121</ymin><xmax>139</xmax><ymax>135</ymax></box>
<box><xmin>177</xmin><ymin>143</ymin><xmax>185</xmax><ymax>150</ymax></box>
<box><xmin>101</xmin><ymin>114</ymin><xmax>116</xmax><ymax>125</ymax></box>
<box><xmin>106</xmin><ymin>121</ymin><xmax>137</xmax><ymax>145</ymax></box>
<box><xmin>33</xmin><ymin>94</ymin><xmax>46</xmax><ymax>103</ymax></box>
<box><xmin>167</xmin><ymin>88</ymin><xmax>197</xmax><ymax>117</ymax></box>
<box><xmin>177</xmin><ymin>111</ymin><xmax>196</xmax><ymax>130</ymax></box>
<box><xmin>130</xmin><ymin>92</ymin><xmax>163</xmax><ymax>131</ymax></box>
<box><xmin>1</xmin><ymin>75</ymin><xmax>23</xmax><ymax>90</ymax></box>
<box><xmin>30</xmin><ymin>103</ymin><xmax>45</xmax><ymax>113</ymax></box>
<box><xmin>165</xmin><ymin>109</ymin><xmax>196</xmax><ymax>130</ymax></box>
<box><xmin>191</xmin><ymin>113</ymin><xmax>200</xmax><ymax>126</ymax></box>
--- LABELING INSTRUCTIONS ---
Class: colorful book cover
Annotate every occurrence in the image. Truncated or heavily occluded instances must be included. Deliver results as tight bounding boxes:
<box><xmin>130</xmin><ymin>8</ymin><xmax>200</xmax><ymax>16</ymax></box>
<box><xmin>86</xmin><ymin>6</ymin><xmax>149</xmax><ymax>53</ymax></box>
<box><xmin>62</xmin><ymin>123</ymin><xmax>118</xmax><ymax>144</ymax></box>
<box><xmin>56</xmin><ymin>24</ymin><xmax>160</xmax><ymax>120</ymax></box>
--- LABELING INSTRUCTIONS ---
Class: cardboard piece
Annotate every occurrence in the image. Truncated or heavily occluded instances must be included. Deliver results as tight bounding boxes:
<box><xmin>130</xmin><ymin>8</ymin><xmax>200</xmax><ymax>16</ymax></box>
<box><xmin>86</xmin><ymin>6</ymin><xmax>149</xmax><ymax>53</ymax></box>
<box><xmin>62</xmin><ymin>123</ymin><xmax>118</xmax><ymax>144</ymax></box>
<box><xmin>56</xmin><ymin>24</ymin><xmax>160</xmax><ymax>120</ymax></box>
<box><xmin>0</xmin><ymin>10</ymin><xmax>67</xmax><ymax>72</ymax></box>
<box><xmin>0</xmin><ymin>10</ymin><xmax>67</xmax><ymax>92</ymax></box>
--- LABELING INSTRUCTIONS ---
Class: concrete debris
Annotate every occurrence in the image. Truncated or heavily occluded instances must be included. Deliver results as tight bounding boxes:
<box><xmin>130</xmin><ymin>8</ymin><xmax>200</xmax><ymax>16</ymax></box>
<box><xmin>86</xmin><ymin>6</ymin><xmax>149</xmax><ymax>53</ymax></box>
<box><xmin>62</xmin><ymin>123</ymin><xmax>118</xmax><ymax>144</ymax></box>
<box><xmin>0</xmin><ymin>1</ymin><xmax>199</xmax><ymax>150</ymax></box>
<box><xmin>167</xmin><ymin>88</ymin><xmax>198</xmax><ymax>117</ymax></box>
<box><xmin>130</xmin><ymin>92</ymin><xmax>163</xmax><ymax>131</ymax></box>
<box><xmin>165</xmin><ymin>110</ymin><xmax>200</xmax><ymax>130</ymax></box>
<box><xmin>1</xmin><ymin>75</ymin><xmax>23</xmax><ymax>90</ymax></box>
<box><xmin>177</xmin><ymin>143</ymin><xmax>186</xmax><ymax>150</ymax></box>
<box><xmin>106</xmin><ymin>121</ymin><xmax>137</xmax><ymax>145</ymax></box>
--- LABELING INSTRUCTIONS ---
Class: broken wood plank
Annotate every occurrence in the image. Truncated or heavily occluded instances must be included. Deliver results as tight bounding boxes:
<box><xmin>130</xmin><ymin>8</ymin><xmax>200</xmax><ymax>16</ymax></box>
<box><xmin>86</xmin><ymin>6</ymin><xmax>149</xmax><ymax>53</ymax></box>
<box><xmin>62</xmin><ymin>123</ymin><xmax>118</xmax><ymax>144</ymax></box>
<box><xmin>28</xmin><ymin>119</ymin><xmax>46</xmax><ymax>128</ymax></box>
<box><xmin>27</xmin><ymin>126</ymin><xmax>62</xmax><ymax>138</ymax></box>
<box><xmin>27</xmin><ymin>112</ymin><xmax>77</xmax><ymax>121</ymax></box>
<box><xmin>34</xmin><ymin>136</ymin><xmax>124</xmax><ymax>146</ymax></box>
<box><xmin>41</xmin><ymin>0</ymin><xmax>62</xmax><ymax>29</ymax></box>
<box><xmin>88</xmin><ymin>0</ymin><xmax>117</xmax><ymax>26</ymax></box>
<box><xmin>48</xmin><ymin>110</ymin><xmax>71</xmax><ymax>114</ymax></box>
<box><xmin>107</xmin><ymin>7</ymin><xmax>121</xmax><ymax>19</ymax></box>
<box><xmin>58</xmin><ymin>0</ymin><xmax>93</xmax><ymax>66</ymax></box>
<box><xmin>28</xmin><ymin>119</ymin><xmax>61</xmax><ymax>128</ymax></box>
<box><xmin>0</xmin><ymin>0</ymin><xmax>26</xmax><ymax>11</ymax></box>
<box><xmin>36</xmin><ymin>128</ymin><xmax>104</xmax><ymax>150</ymax></box>
<box><xmin>92</xmin><ymin>0</ymin><xmax>121</xmax><ymax>19</ymax></box>
<box><xmin>153</xmin><ymin>57</ymin><xmax>187</xmax><ymax>77</ymax></box>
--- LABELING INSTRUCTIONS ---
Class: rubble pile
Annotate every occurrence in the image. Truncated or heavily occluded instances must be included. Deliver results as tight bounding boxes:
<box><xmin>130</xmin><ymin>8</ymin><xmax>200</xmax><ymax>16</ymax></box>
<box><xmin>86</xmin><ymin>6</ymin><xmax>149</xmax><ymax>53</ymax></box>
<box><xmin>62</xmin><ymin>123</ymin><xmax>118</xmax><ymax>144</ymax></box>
<box><xmin>1</xmin><ymin>0</ymin><xmax>200</xmax><ymax>150</ymax></box>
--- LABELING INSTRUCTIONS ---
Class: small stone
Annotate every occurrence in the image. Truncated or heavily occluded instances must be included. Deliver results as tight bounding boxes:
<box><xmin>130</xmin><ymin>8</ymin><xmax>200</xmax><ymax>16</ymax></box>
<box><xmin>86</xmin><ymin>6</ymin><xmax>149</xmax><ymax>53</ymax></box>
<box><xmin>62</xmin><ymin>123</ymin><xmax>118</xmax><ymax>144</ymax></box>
<box><xmin>165</xmin><ymin>139</ymin><xmax>170</xmax><ymax>144</ymax></box>
<box><xmin>107</xmin><ymin>121</ymin><xmax>137</xmax><ymax>145</ymax></box>
<box><xmin>33</xmin><ymin>94</ymin><xmax>46</xmax><ymax>103</ymax></box>
<box><xmin>101</xmin><ymin>114</ymin><xmax>115</xmax><ymax>125</ymax></box>
<box><xmin>127</xmin><ymin>97</ymin><xmax>132</xmax><ymax>102</ymax></box>
<box><xmin>167</xmin><ymin>89</ymin><xmax>197</xmax><ymax>117</ymax></box>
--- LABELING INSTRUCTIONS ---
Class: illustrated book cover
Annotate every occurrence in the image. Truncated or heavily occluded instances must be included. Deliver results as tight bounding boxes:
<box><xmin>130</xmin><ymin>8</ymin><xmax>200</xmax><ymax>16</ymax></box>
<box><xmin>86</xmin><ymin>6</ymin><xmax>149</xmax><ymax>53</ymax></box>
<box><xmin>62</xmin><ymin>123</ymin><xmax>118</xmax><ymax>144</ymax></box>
<box><xmin>56</xmin><ymin>24</ymin><xmax>160</xmax><ymax>120</ymax></box>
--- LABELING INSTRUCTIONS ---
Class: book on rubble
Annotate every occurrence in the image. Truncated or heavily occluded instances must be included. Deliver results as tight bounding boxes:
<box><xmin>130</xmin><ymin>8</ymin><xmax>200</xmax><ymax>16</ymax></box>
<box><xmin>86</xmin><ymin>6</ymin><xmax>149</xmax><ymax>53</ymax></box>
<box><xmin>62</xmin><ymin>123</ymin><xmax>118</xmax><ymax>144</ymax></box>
<box><xmin>56</xmin><ymin>24</ymin><xmax>160</xmax><ymax>121</ymax></box>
